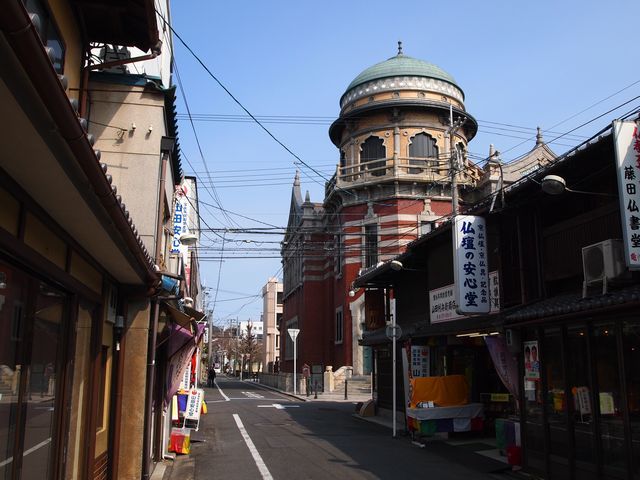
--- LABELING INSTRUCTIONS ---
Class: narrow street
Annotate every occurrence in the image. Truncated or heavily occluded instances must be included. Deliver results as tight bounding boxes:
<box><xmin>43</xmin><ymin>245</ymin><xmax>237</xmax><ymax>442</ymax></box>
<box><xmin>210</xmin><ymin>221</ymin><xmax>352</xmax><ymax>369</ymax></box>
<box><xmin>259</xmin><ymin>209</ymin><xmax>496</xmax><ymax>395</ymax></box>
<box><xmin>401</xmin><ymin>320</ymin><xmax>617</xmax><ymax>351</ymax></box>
<box><xmin>167</xmin><ymin>377</ymin><xmax>511</xmax><ymax>480</ymax></box>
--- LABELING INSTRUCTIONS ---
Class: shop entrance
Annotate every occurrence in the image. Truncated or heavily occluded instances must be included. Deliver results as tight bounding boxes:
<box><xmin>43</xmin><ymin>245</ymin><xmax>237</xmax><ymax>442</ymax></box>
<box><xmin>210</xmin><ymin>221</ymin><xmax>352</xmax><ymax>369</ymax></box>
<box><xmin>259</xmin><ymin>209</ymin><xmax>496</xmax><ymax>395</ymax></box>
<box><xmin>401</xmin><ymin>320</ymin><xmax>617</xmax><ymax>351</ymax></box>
<box><xmin>0</xmin><ymin>260</ymin><xmax>68</xmax><ymax>479</ymax></box>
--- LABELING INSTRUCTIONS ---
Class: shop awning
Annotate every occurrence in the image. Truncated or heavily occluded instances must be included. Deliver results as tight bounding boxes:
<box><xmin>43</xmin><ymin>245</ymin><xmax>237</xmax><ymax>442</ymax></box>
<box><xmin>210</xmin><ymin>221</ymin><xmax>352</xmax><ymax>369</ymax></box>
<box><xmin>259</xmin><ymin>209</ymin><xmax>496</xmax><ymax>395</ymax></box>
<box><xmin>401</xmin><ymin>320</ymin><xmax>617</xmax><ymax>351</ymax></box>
<box><xmin>360</xmin><ymin>314</ymin><xmax>504</xmax><ymax>346</ymax></box>
<box><xmin>162</xmin><ymin>301</ymin><xmax>197</xmax><ymax>331</ymax></box>
<box><xmin>162</xmin><ymin>307</ymin><xmax>206</xmax><ymax>407</ymax></box>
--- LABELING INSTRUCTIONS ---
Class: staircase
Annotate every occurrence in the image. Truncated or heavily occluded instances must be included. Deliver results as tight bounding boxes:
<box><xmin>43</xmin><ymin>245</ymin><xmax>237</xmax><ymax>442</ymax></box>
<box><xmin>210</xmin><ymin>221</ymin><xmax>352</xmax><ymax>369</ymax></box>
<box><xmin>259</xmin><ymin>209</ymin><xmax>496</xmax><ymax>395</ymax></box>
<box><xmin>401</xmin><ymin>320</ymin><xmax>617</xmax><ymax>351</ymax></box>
<box><xmin>333</xmin><ymin>375</ymin><xmax>372</xmax><ymax>399</ymax></box>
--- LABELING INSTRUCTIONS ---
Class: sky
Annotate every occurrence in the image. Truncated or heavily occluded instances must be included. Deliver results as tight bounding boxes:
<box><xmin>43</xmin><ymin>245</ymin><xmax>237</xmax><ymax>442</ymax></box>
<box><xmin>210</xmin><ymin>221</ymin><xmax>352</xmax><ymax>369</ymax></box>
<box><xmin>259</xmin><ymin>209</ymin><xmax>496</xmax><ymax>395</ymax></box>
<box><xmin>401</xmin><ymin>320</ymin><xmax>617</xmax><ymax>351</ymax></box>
<box><xmin>170</xmin><ymin>0</ymin><xmax>640</xmax><ymax>325</ymax></box>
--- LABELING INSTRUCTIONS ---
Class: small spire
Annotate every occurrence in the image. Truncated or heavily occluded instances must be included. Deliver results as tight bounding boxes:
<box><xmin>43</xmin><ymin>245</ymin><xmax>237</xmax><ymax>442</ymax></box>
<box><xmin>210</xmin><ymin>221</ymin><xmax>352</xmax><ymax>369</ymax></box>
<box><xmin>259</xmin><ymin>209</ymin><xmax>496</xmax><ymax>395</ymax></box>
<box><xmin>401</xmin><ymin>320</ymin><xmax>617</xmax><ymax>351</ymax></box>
<box><xmin>536</xmin><ymin>126</ymin><xmax>544</xmax><ymax>146</ymax></box>
<box><xmin>397</xmin><ymin>41</ymin><xmax>403</xmax><ymax>56</ymax></box>
<box><xmin>305</xmin><ymin>191</ymin><xmax>310</xmax><ymax>202</ymax></box>
<box><xmin>293</xmin><ymin>170</ymin><xmax>300</xmax><ymax>186</ymax></box>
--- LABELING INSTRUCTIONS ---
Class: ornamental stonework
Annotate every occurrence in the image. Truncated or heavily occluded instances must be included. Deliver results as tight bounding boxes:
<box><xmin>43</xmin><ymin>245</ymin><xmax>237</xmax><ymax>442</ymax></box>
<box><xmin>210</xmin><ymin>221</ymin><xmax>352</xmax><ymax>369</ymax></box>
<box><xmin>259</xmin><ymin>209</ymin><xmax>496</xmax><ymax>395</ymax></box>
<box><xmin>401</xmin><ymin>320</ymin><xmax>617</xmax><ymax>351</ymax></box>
<box><xmin>341</xmin><ymin>76</ymin><xmax>464</xmax><ymax>109</ymax></box>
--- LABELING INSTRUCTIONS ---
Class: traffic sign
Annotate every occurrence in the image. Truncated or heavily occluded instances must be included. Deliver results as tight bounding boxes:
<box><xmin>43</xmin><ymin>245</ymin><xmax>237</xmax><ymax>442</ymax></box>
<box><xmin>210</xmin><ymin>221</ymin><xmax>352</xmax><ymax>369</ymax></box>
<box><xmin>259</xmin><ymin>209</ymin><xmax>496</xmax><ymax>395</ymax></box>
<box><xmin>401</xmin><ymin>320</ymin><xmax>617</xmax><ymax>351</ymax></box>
<box><xmin>287</xmin><ymin>328</ymin><xmax>300</xmax><ymax>340</ymax></box>
<box><xmin>386</xmin><ymin>325</ymin><xmax>402</xmax><ymax>340</ymax></box>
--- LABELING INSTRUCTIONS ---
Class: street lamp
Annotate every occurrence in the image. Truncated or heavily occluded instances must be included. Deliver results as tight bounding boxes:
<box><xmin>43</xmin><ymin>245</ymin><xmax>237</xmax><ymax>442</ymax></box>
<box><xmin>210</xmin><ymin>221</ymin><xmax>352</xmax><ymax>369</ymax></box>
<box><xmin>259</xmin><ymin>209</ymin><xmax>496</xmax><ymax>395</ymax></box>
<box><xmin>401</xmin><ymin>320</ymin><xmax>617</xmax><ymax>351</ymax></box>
<box><xmin>287</xmin><ymin>328</ymin><xmax>300</xmax><ymax>395</ymax></box>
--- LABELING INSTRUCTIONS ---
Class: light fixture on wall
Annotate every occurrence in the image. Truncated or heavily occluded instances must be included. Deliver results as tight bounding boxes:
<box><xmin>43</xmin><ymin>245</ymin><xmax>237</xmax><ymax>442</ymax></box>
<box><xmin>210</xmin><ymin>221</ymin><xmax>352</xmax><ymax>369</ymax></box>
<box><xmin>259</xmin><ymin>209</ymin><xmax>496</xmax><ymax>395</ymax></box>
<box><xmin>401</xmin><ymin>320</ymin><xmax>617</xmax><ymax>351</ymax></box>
<box><xmin>114</xmin><ymin>315</ymin><xmax>124</xmax><ymax>351</ymax></box>
<box><xmin>541</xmin><ymin>175</ymin><xmax>616</xmax><ymax>197</ymax></box>
<box><xmin>179</xmin><ymin>233</ymin><xmax>198</xmax><ymax>245</ymax></box>
<box><xmin>390</xmin><ymin>260</ymin><xmax>403</xmax><ymax>271</ymax></box>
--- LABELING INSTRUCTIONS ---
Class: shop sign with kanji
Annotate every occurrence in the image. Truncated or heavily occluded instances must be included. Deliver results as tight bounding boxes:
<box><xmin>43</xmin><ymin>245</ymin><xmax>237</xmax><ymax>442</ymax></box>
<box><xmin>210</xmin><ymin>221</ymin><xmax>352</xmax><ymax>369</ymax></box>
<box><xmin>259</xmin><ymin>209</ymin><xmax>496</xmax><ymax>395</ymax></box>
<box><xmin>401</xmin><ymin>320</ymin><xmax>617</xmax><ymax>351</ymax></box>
<box><xmin>453</xmin><ymin>215</ymin><xmax>490</xmax><ymax>314</ymax></box>
<box><xmin>613</xmin><ymin>119</ymin><xmax>640</xmax><ymax>270</ymax></box>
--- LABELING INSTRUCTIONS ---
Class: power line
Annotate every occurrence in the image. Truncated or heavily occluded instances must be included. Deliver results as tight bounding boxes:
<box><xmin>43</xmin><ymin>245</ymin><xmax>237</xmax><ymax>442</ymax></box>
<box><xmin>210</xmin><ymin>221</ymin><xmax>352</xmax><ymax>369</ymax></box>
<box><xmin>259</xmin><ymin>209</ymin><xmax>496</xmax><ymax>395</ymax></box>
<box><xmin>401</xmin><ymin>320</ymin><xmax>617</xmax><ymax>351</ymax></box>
<box><xmin>172</xmin><ymin>57</ymin><xmax>237</xmax><ymax>228</ymax></box>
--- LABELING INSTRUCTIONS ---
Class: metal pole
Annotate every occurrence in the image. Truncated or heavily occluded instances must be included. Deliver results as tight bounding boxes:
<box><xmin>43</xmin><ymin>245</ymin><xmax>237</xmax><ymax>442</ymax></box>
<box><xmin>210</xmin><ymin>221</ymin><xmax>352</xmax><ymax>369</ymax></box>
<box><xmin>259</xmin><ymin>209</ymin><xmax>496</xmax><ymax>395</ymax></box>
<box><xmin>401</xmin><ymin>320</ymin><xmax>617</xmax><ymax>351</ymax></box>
<box><xmin>449</xmin><ymin>105</ymin><xmax>458</xmax><ymax>216</ymax></box>
<box><xmin>392</xmin><ymin>310</ymin><xmax>397</xmax><ymax>438</ymax></box>
<box><xmin>293</xmin><ymin>338</ymin><xmax>297</xmax><ymax>396</ymax></box>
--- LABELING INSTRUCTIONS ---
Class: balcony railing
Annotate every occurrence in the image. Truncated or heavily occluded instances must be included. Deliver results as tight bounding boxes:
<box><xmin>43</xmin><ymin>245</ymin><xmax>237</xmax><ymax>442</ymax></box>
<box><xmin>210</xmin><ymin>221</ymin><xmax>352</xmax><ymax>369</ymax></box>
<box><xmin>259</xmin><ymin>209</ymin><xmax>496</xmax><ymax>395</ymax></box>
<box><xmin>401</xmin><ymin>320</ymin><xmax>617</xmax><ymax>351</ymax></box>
<box><xmin>325</xmin><ymin>156</ymin><xmax>480</xmax><ymax>196</ymax></box>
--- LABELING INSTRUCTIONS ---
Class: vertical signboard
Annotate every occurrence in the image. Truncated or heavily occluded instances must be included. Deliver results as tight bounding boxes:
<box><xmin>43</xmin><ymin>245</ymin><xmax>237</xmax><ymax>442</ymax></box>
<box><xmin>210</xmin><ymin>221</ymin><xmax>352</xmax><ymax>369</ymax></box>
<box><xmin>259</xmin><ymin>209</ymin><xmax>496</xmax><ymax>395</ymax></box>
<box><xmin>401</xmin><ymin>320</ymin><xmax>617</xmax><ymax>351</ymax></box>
<box><xmin>411</xmin><ymin>345</ymin><xmax>430</xmax><ymax>377</ymax></box>
<box><xmin>171</xmin><ymin>185</ymin><xmax>189</xmax><ymax>255</ymax></box>
<box><xmin>453</xmin><ymin>216</ymin><xmax>490</xmax><ymax>314</ymax></box>
<box><xmin>613</xmin><ymin>119</ymin><xmax>640</xmax><ymax>270</ymax></box>
<box><xmin>184</xmin><ymin>388</ymin><xmax>204</xmax><ymax>430</ymax></box>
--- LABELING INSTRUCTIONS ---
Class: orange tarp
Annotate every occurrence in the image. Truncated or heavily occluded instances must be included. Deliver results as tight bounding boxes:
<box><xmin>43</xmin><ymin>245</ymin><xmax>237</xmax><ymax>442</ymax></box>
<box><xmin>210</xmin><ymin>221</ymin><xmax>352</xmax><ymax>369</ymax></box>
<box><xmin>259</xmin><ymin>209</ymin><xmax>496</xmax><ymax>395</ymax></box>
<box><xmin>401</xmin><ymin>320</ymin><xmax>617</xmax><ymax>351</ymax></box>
<box><xmin>410</xmin><ymin>375</ymin><xmax>469</xmax><ymax>408</ymax></box>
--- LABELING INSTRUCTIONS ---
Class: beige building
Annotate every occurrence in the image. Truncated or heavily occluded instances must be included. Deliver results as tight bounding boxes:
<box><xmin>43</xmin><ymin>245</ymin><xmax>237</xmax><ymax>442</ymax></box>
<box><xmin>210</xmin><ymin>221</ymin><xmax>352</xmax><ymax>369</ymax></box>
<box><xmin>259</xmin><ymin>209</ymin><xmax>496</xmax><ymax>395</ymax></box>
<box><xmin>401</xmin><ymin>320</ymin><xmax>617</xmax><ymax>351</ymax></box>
<box><xmin>0</xmin><ymin>1</ymin><xmax>201</xmax><ymax>479</ymax></box>
<box><xmin>261</xmin><ymin>278</ymin><xmax>283</xmax><ymax>372</ymax></box>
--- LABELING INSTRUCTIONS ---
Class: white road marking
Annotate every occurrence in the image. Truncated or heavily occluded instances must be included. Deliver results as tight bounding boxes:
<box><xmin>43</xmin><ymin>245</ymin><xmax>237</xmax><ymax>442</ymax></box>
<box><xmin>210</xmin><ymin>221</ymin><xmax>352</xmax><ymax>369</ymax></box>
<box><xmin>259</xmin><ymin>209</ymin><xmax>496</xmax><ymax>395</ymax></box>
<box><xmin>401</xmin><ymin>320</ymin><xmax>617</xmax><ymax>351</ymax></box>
<box><xmin>233</xmin><ymin>414</ymin><xmax>273</xmax><ymax>480</ymax></box>
<box><xmin>0</xmin><ymin>437</ymin><xmax>52</xmax><ymax>467</ymax></box>
<box><xmin>242</xmin><ymin>391</ymin><xmax>264</xmax><ymax>399</ymax></box>
<box><xmin>216</xmin><ymin>382</ymin><xmax>230</xmax><ymax>401</ymax></box>
<box><xmin>257</xmin><ymin>403</ymin><xmax>300</xmax><ymax>410</ymax></box>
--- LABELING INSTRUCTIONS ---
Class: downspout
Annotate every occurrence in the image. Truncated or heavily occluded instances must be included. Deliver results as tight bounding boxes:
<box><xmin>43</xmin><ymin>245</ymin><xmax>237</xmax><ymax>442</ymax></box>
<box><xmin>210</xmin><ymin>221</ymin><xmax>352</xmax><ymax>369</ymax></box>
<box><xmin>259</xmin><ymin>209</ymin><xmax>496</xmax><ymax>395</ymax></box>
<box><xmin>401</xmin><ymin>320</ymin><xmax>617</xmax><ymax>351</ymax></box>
<box><xmin>516</xmin><ymin>215</ymin><xmax>527</xmax><ymax>305</ymax></box>
<box><xmin>142</xmin><ymin>298</ymin><xmax>161</xmax><ymax>480</ymax></box>
<box><xmin>142</xmin><ymin>146</ymin><xmax>171</xmax><ymax>479</ymax></box>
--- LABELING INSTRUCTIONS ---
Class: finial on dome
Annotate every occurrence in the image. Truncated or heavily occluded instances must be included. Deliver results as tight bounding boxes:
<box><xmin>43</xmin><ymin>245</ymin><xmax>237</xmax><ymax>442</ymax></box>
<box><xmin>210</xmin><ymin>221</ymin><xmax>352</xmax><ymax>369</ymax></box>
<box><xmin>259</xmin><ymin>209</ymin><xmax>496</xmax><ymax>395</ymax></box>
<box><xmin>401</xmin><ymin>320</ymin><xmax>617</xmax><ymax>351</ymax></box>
<box><xmin>536</xmin><ymin>126</ymin><xmax>544</xmax><ymax>146</ymax></box>
<box><xmin>397</xmin><ymin>41</ymin><xmax>403</xmax><ymax>56</ymax></box>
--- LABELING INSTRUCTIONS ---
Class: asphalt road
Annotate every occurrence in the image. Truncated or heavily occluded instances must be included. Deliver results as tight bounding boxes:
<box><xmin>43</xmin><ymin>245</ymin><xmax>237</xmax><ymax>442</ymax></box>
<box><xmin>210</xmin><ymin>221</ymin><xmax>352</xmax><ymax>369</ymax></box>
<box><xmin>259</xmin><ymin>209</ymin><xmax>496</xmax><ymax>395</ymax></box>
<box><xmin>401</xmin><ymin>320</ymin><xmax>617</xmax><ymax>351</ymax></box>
<box><xmin>188</xmin><ymin>377</ymin><xmax>506</xmax><ymax>480</ymax></box>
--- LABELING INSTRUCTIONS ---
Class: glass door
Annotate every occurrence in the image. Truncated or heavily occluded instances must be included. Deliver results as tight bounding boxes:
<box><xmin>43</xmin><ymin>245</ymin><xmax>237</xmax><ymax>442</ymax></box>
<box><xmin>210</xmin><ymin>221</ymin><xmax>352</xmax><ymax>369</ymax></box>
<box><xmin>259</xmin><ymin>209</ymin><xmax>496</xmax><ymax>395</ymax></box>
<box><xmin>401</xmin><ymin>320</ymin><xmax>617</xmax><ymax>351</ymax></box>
<box><xmin>0</xmin><ymin>260</ymin><xmax>67</xmax><ymax>479</ymax></box>
<box><xmin>567</xmin><ymin>324</ymin><xmax>597</xmax><ymax>479</ymax></box>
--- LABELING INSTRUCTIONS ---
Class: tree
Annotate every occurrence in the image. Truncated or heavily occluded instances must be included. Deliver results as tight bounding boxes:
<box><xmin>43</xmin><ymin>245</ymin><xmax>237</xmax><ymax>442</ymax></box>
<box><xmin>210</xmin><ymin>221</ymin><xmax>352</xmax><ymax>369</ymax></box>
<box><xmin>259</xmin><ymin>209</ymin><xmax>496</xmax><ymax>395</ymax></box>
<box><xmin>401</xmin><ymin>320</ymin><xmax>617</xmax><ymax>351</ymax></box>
<box><xmin>238</xmin><ymin>322</ymin><xmax>263</xmax><ymax>375</ymax></box>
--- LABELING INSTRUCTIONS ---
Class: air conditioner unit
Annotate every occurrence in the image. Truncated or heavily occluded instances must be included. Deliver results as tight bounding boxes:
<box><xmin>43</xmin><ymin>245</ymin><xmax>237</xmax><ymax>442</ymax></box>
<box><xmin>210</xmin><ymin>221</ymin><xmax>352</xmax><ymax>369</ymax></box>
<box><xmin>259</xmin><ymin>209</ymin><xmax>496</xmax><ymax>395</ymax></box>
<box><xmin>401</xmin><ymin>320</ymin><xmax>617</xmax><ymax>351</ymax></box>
<box><xmin>582</xmin><ymin>239</ymin><xmax>626</xmax><ymax>294</ymax></box>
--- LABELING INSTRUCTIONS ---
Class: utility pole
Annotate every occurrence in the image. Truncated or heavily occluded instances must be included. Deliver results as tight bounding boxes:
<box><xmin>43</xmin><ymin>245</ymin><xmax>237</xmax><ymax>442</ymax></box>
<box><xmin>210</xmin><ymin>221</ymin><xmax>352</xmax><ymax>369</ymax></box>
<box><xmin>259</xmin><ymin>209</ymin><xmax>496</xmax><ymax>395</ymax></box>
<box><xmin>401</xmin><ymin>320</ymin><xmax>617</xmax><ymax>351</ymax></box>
<box><xmin>448</xmin><ymin>105</ymin><xmax>466</xmax><ymax>215</ymax></box>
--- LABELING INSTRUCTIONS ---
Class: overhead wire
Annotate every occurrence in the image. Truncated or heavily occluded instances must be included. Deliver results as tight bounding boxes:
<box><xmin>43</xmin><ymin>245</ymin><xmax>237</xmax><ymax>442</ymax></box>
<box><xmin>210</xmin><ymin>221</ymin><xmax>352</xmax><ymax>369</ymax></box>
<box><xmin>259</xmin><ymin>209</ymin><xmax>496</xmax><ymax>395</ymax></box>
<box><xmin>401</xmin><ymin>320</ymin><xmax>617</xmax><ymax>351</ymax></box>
<box><xmin>172</xmin><ymin>57</ymin><xmax>238</xmax><ymax>228</ymax></box>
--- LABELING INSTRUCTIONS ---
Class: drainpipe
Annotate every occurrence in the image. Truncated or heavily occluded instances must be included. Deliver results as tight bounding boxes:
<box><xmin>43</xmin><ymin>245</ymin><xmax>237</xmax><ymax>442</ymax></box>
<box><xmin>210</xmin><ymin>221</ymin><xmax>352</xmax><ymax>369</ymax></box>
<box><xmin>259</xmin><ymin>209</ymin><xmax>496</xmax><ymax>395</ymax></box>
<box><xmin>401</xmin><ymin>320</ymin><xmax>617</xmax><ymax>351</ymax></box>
<box><xmin>142</xmin><ymin>140</ymin><xmax>174</xmax><ymax>479</ymax></box>
<box><xmin>142</xmin><ymin>298</ymin><xmax>160</xmax><ymax>480</ymax></box>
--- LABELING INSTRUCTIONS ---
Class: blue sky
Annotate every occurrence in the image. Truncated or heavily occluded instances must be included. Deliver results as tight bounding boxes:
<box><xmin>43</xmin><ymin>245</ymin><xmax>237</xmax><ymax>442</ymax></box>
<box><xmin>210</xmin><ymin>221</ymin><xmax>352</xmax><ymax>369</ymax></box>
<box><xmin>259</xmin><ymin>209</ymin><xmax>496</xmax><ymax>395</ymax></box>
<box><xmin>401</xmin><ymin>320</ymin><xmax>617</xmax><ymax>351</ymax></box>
<box><xmin>171</xmin><ymin>0</ymin><xmax>640</xmax><ymax>324</ymax></box>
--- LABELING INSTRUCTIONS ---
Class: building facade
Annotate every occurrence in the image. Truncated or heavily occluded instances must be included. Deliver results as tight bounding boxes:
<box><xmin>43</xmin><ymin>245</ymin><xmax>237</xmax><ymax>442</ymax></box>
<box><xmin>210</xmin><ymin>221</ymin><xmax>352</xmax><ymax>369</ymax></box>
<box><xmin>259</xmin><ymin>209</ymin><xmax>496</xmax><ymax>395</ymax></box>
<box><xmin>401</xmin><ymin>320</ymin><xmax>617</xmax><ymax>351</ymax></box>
<box><xmin>354</xmin><ymin>116</ymin><xmax>640</xmax><ymax>479</ymax></box>
<box><xmin>0</xmin><ymin>1</ymin><xmax>202</xmax><ymax>478</ymax></box>
<box><xmin>281</xmin><ymin>45</ymin><xmax>482</xmax><ymax>377</ymax></box>
<box><xmin>261</xmin><ymin>277</ymin><xmax>282</xmax><ymax>372</ymax></box>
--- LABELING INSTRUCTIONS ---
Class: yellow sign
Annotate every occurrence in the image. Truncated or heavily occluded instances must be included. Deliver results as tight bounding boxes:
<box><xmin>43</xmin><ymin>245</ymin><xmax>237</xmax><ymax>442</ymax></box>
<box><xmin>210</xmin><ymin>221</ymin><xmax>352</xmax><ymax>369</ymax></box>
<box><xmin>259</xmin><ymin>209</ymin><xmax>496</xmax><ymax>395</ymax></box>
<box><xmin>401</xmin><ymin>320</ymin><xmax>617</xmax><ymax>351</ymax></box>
<box><xmin>490</xmin><ymin>393</ymin><xmax>510</xmax><ymax>402</ymax></box>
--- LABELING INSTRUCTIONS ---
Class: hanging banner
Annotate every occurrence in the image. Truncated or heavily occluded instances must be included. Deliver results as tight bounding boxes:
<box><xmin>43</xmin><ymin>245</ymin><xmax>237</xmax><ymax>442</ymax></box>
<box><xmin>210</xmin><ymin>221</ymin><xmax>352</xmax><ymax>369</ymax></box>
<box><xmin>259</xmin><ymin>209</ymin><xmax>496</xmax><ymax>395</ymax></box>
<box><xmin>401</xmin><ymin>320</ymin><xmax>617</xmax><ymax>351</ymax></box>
<box><xmin>523</xmin><ymin>340</ymin><xmax>540</xmax><ymax>381</ymax></box>
<box><xmin>452</xmin><ymin>216</ymin><xmax>490</xmax><ymax>314</ymax></box>
<box><xmin>365</xmin><ymin>289</ymin><xmax>386</xmax><ymax>330</ymax></box>
<box><xmin>170</xmin><ymin>185</ymin><xmax>189</xmax><ymax>255</ymax></box>
<box><xmin>613</xmin><ymin>119</ymin><xmax>640</xmax><ymax>270</ymax></box>
<box><xmin>485</xmin><ymin>336</ymin><xmax>519</xmax><ymax>400</ymax></box>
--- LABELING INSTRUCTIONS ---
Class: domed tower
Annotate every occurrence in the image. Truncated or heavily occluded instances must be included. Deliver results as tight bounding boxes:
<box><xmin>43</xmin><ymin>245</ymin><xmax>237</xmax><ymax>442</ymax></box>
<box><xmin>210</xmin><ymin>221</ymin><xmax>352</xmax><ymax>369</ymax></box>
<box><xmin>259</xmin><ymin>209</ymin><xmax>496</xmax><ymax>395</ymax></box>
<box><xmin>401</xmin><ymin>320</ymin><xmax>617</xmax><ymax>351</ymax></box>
<box><xmin>328</xmin><ymin>42</ymin><xmax>479</xmax><ymax>210</ymax></box>
<box><xmin>281</xmin><ymin>45</ymin><xmax>481</xmax><ymax>377</ymax></box>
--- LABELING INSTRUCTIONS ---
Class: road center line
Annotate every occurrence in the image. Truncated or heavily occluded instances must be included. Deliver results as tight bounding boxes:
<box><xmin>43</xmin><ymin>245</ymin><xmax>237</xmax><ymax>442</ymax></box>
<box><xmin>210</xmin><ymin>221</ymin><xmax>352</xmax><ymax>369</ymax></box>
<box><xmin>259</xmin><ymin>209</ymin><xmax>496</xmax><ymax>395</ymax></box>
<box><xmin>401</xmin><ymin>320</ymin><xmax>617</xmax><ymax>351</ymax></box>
<box><xmin>215</xmin><ymin>382</ymin><xmax>230</xmax><ymax>401</ymax></box>
<box><xmin>232</xmin><ymin>414</ymin><xmax>273</xmax><ymax>480</ymax></box>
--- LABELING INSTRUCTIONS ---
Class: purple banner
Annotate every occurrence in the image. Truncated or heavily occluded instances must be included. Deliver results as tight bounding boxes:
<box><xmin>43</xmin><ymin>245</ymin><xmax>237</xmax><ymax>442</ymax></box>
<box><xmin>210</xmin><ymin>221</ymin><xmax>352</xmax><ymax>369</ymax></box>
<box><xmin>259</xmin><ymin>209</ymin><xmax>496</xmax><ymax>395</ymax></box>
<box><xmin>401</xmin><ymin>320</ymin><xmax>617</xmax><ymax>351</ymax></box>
<box><xmin>164</xmin><ymin>323</ymin><xmax>205</xmax><ymax>407</ymax></box>
<box><xmin>484</xmin><ymin>336</ymin><xmax>519</xmax><ymax>400</ymax></box>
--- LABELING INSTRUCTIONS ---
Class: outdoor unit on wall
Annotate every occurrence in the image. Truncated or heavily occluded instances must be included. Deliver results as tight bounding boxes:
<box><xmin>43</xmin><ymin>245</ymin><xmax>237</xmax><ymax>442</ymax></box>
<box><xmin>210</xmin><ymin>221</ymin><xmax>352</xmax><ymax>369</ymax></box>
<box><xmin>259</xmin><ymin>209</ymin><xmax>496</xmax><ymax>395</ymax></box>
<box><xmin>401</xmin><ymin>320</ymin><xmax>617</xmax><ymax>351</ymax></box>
<box><xmin>582</xmin><ymin>239</ymin><xmax>626</xmax><ymax>296</ymax></box>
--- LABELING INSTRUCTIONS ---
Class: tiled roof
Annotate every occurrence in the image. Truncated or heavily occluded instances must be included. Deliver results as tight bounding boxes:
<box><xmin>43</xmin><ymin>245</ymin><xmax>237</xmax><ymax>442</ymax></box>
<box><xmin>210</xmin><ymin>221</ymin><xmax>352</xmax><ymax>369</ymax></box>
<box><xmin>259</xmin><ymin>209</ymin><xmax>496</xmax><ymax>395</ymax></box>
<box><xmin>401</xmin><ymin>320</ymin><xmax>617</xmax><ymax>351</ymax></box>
<box><xmin>506</xmin><ymin>285</ymin><xmax>640</xmax><ymax>323</ymax></box>
<box><xmin>346</xmin><ymin>54</ymin><xmax>458</xmax><ymax>92</ymax></box>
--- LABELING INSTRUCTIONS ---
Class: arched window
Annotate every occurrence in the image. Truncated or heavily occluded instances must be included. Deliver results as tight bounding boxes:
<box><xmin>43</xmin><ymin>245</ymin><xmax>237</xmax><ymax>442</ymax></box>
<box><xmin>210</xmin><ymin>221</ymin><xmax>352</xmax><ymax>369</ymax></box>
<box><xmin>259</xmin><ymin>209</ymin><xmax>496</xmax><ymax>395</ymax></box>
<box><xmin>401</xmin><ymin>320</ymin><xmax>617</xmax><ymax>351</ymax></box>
<box><xmin>408</xmin><ymin>133</ymin><xmax>439</xmax><ymax>173</ymax></box>
<box><xmin>360</xmin><ymin>136</ymin><xmax>386</xmax><ymax>177</ymax></box>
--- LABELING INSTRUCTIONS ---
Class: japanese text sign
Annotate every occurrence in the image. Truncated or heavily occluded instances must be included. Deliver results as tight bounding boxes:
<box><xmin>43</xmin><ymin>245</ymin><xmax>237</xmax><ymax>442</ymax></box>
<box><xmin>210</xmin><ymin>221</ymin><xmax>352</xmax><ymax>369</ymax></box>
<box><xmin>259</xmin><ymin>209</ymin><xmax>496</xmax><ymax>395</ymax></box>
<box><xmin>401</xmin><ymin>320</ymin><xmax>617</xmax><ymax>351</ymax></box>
<box><xmin>170</xmin><ymin>185</ymin><xmax>189</xmax><ymax>255</ymax></box>
<box><xmin>453</xmin><ymin>215</ymin><xmax>490</xmax><ymax>314</ymax></box>
<box><xmin>613</xmin><ymin>120</ymin><xmax>640</xmax><ymax>270</ymax></box>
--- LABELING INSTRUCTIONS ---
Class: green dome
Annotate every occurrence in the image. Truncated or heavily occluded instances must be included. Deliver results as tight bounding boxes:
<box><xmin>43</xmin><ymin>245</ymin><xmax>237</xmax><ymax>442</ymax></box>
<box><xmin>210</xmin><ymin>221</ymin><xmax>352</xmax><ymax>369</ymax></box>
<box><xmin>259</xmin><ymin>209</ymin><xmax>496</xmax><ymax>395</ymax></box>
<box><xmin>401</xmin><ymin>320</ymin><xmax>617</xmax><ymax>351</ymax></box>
<box><xmin>346</xmin><ymin>54</ymin><xmax>458</xmax><ymax>92</ymax></box>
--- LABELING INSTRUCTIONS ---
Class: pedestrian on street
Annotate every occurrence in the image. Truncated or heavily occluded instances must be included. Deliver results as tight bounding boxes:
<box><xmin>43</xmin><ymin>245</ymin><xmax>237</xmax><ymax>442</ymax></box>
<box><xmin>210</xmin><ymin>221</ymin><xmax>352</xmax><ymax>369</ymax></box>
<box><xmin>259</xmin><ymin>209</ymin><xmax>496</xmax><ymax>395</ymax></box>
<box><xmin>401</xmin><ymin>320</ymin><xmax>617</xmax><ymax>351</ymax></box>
<box><xmin>302</xmin><ymin>363</ymin><xmax>311</xmax><ymax>396</ymax></box>
<box><xmin>208</xmin><ymin>366</ymin><xmax>216</xmax><ymax>387</ymax></box>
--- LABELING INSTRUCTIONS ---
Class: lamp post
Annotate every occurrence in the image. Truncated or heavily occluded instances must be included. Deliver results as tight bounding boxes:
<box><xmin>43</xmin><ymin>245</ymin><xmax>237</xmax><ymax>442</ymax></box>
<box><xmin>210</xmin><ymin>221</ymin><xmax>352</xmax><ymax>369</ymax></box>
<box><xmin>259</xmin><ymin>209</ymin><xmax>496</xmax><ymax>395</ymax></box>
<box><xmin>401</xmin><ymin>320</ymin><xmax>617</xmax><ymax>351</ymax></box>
<box><xmin>287</xmin><ymin>328</ymin><xmax>300</xmax><ymax>395</ymax></box>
